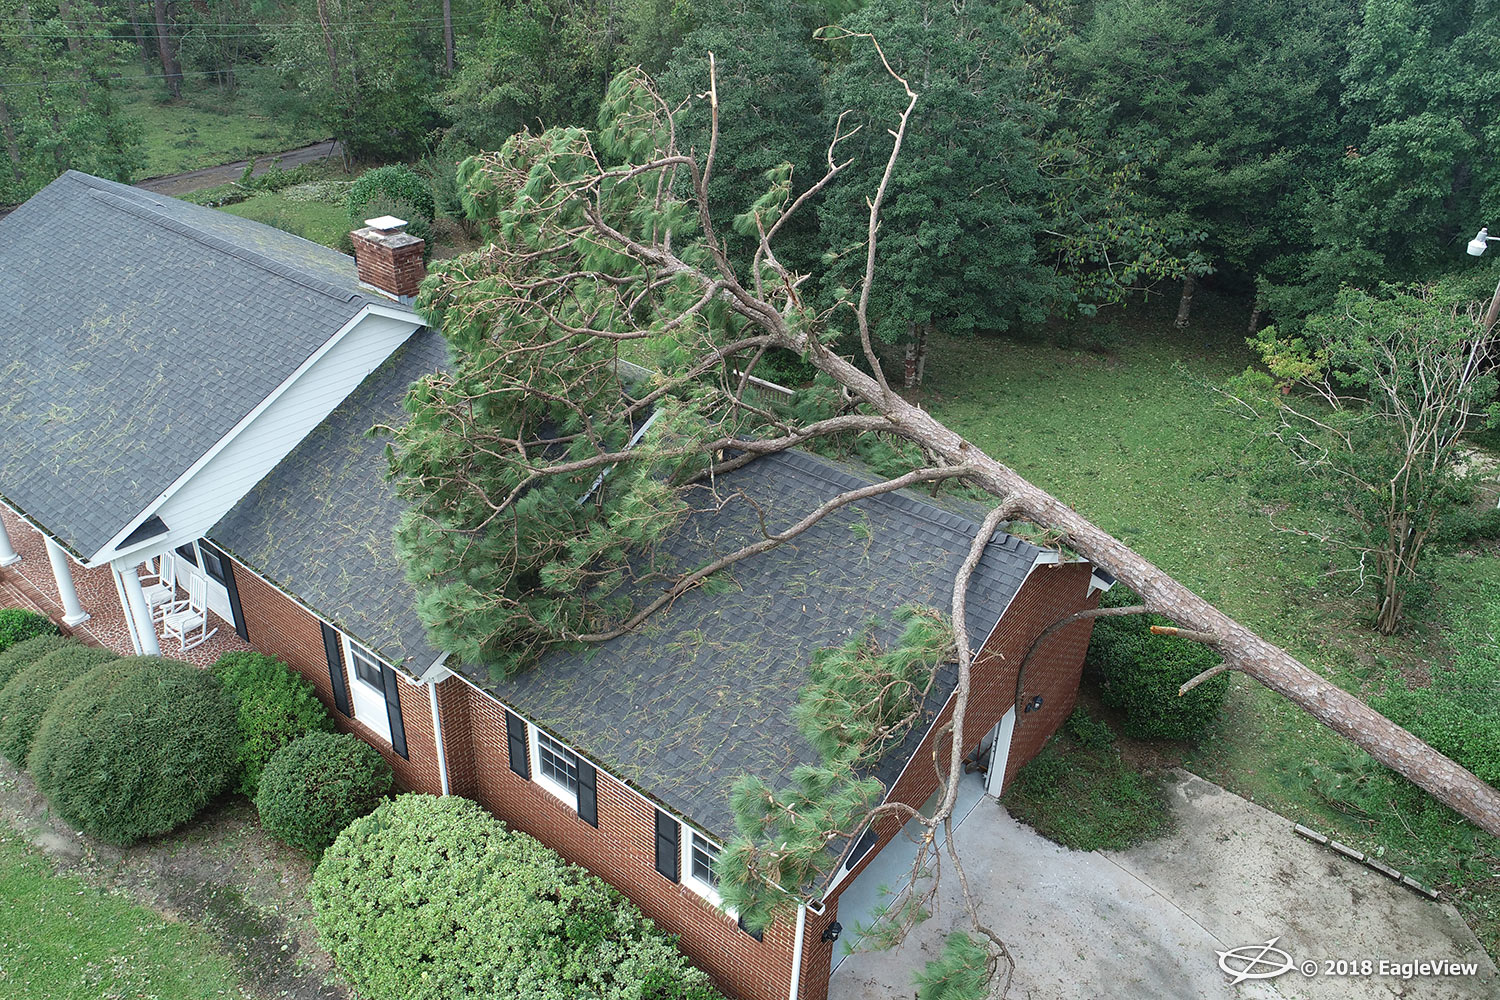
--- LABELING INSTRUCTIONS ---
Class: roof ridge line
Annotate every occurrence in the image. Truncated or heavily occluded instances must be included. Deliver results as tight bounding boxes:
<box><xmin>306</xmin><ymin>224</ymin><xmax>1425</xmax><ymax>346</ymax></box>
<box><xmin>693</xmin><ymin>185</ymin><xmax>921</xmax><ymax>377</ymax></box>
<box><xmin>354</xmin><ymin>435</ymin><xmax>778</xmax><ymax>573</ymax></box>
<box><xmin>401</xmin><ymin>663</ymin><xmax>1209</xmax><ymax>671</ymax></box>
<box><xmin>776</xmin><ymin>448</ymin><xmax>1041</xmax><ymax>554</ymax></box>
<box><xmin>84</xmin><ymin>186</ymin><xmax>365</xmax><ymax>305</ymax></box>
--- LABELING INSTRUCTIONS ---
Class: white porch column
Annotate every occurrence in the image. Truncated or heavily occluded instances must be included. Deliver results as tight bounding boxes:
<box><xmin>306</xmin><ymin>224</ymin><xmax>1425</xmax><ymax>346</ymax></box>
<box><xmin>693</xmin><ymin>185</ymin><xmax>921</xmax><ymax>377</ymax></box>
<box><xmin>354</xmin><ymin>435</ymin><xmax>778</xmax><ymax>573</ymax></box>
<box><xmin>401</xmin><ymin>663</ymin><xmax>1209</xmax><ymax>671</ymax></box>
<box><xmin>44</xmin><ymin>537</ymin><xmax>89</xmax><ymax>627</ymax></box>
<box><xmin>0</xmin><ymin>515</ymin><xmax>20</xmax><ymax>567</ymax></box>
<box><xmin>119</xmin><ymin>564</ymin><xmax>160</xmax><ymax>656</ymax></box>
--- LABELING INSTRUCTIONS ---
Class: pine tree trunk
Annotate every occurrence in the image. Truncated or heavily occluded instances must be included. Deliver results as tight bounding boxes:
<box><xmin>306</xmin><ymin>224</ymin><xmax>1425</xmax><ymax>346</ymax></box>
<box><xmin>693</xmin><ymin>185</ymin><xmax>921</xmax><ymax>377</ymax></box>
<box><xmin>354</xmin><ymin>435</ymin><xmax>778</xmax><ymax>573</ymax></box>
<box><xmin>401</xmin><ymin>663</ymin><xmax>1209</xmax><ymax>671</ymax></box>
<box><xmin>903</xmin><ymin>337</ymin><xmax>917</xmax><ymax>388</ymax></box>
<box><xmin>795</xmin><ymin>335</ymin><xmax>1500</xmax><ymax>835</ymax></box>
<box><xmin>1248</xmin><ymin>294</ymin><xmax>1263</xmax><ymax>335</ymax></box>
<box><xmin>443</xmin><ymin>0</ymin><xmax>454</xmax><ymax>74</ymax></box>
<box><xmin>1174</xmin><ymin>274</ymin><xmax>1196</xmax><ymax>329</ymax></box>
<box><xmin>0</xmin><ymin>98</ymin><xmax>23</xmax><ymax>185</ymax></box>
<box><xmin>129</xmin><ymin>4</ymin><xmax>155</xmax><ymax>74</ymax></box>
<box><xmin>915</xmin><ymin>322</ymin><xmax>931</xmax><ymax>386</ymax></box>
<box><xmin>152</xmin><ymin>0</ymin><xmax>181</xmax><ymax>99</ymax></box>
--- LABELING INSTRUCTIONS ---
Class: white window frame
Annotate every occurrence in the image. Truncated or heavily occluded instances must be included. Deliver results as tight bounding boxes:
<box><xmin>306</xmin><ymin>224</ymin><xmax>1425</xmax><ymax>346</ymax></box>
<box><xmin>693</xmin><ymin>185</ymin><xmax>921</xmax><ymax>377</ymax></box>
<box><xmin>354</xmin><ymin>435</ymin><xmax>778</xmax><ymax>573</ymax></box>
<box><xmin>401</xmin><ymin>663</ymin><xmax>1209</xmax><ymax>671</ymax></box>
<box><xmin>682</xmin><ymin>828</ymin><xmax>725</xmax><ymax>908</ymax></box>
<box><xmin>341</xmin><ymin>635</ymin><xmax>392</xmax><ymax>744</ymax></box>
<box><xmin>529</xmin><ymin>723</ymin><xmax>580</xmax><ymax>811</ymax></box>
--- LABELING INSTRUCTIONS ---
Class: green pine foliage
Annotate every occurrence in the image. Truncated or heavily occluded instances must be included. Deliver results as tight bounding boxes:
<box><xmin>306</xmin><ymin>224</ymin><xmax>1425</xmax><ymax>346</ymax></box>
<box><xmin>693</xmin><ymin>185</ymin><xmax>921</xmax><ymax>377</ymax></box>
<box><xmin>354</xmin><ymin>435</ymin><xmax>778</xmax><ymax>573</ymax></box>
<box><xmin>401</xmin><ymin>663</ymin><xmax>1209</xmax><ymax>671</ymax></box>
<box><xmin>1087</xmin><ymin>587</ymin><xmax>1228</xmax><ymax>740</ymax></box>
<box><xmin>211</xmin><ymin>651</ymin><xmax>335</xmax><ymax>798</ymax></box>
<box><xmin>718</xmin><ymin>609</ymin><xmax>952</xmax><ymax>930</ymax></box>
<box><xmin>0</xmin><ymin>644</ymin><xmax>117</xmax><ymax>768</ymax></box>
<box><xmin>913</xmin><ymin>932</ymin><xmax>992</xmax><ymax>1000</ymax></box>
<box><xmin>0</xmin><ymin>609</ymin><xmax>58</xmax><ymax>652</ymax></box>
<box><xmin>255</xmin><ymin>732</ymin><xmax>392</xmax><ymax>852</ymax></box>
<box><xmin>29</xmin><ymin>656</ymin><xmax>240</xmax><ymax>846</ymax></box>
<box><xmin>0</xmin><ymin>633</ymin><xmax>70</xmax><ymax>689</ymax></box>
<box><xmin>310</xmin><ymin>794</ymin><xmax>724</xmax><ymax>1000</ymax></box>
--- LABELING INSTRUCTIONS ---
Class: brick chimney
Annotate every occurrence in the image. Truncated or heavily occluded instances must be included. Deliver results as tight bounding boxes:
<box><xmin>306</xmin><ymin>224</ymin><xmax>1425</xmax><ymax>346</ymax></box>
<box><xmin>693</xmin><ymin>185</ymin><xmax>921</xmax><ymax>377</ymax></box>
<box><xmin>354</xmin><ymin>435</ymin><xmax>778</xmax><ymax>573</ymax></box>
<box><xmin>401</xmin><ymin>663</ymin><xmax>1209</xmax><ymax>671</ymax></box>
<box><xmin>350</xmin><ymin>215</ymin><xmax>425</xmax><ymax>301</ymax></box>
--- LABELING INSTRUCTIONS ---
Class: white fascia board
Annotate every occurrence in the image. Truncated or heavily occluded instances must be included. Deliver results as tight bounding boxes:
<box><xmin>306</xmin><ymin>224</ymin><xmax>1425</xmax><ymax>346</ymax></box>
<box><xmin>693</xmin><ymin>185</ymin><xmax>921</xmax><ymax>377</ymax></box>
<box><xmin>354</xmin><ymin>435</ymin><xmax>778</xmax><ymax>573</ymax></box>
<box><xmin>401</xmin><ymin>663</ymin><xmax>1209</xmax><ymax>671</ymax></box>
<box><xmin>84</xmin><ymin>305</ymin><xmax>419</xmax><ymax>567</ymax></box>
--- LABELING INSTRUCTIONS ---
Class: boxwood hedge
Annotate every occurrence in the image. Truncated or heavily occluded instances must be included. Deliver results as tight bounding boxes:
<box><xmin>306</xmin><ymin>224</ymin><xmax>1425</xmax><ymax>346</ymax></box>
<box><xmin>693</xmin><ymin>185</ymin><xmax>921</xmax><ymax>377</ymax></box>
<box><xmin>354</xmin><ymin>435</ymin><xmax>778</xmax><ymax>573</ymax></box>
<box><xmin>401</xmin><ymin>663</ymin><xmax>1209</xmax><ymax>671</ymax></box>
<box><xmin>30</xmin><ymin>656</ymin><xmax>241</xmax><ymax>845</ymax></box>
<box><xmin>0</xmin><ymin>633</ymin><xmax>71</xmax><ymax>689</ymax></box>
<box><xmin>0</xmin><ymin>609</ymin><xmax>58</xmax><ymax>653</ymax></box>
<box><xmin>0</xmin><ymin>644</ymin><xmax>119</xmax><ymax>767</ymax></box>
<box><xmin>311</xmin><ymin>794</ymin><xmax>724</xmax><ymax>1000</ymax></box>
<box><xmin>255</xmin><ymin>732</ymin><xmax>391</xmax><ymax>852</ymax></box>
<box><xmin>211</xmin><ymin>651</ymin><xmax>334</xmax><ymax>797</ymax></box>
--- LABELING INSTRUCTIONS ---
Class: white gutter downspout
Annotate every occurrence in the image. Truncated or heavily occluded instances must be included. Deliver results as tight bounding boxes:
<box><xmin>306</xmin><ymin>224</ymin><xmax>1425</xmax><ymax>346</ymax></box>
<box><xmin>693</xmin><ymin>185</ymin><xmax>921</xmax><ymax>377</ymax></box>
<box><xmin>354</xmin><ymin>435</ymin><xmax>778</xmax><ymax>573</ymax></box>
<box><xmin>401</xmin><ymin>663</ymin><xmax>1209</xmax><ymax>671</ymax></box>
<box><xmin>427</xmin><ymin>679</ymin><xmax>450</xmax><ymax>796</ymax></box>
<box><xmin>787</xmin><ymin>902</ymin><xmax>808</xmax><ymax>1000</ymax></box>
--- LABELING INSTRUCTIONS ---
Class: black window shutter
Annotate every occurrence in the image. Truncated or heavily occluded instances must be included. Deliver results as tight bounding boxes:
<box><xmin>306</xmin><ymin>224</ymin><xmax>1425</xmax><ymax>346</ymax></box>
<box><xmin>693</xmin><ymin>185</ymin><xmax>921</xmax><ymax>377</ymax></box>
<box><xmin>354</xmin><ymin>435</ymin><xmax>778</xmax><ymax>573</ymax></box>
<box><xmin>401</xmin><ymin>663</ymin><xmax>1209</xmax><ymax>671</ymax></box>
<box><xmin>320</xmin><ymin>622</ymin><xmax>351</xmax><ymax>716</ymax></box>
<box><xmin>653</xmin><ymin>810</ymin><xmax>679</xmax><ymax>882</ymax></box>
<box><xmin>576</xmin><ymin>759</ymin><xmax>598</xmax><ymax>827</ymax></box>
<box><xmin>379</xmin><ymin>664</ymin><xmax>408</xmax><ymax>760</ymax></box>
<box><xmin>738</xmin><ymin>915</ymin><xmax>763</xmax><ymax>941</ymax></box>
<box><xmin>505</xmin><ymin>711</ymin><xmax>530</xmax><ymax>779</ymax></box>
<box><xmin>201</xmin><ymin>541</ymin><xmax>247</xmax><ymax>640</ymax></box>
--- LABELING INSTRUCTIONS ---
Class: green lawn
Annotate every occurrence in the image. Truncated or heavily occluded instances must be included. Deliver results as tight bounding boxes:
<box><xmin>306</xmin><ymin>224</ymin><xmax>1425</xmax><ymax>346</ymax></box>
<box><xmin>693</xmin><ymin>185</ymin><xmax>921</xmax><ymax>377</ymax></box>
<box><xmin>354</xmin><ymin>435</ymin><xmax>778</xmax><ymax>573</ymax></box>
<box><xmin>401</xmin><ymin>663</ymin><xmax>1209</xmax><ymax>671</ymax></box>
<box><xmin>0</xmin><ymin>830</ymin><xmax>244</xmax><ymax>999</ymax></box>
<box><xmin>219</xmin><ymin>191</ymin><xmax>351</xmax><ymax>251</ymax></box>
<box><xmin>922</xmin><ymin>314</ymin><xmax>1500</xmax><ymax>949</ymax></box>
<box><xmin>116</xmin><ymin>81</ymin><xmax>324</xmax><ymax>179</ymax></box>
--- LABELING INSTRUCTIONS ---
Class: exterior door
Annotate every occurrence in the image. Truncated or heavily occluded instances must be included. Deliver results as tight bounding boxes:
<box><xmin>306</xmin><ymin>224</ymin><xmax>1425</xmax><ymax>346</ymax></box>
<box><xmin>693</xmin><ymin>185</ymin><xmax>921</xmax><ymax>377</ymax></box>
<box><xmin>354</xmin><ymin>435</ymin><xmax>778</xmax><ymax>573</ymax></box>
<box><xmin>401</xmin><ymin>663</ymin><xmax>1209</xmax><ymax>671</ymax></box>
<box><xmin>985</xmin><ymin>708</ymin><xmax>1017</xmax><ymax>795</ymax></box>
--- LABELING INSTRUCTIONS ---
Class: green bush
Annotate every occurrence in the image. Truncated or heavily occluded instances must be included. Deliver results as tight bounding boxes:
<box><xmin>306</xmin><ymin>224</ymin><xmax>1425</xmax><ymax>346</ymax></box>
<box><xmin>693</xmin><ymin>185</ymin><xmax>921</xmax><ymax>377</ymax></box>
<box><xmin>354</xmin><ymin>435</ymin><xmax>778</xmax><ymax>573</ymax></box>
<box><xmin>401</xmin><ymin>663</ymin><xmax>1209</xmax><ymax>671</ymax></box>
<box><xmin>0</xmin><ymin>644</ymin><xmax>118</xmax><ymax>767</ymax></box>
<box><xmin>1087</xmin><ymin>587</ymin><xmax>1228</xmax><ymax>740</ymax></box>
<box><xmin>30</xmin><ymin>656</ymin><xmax>240</xmax><ymax>845</ymax></box>
<box><xmin>348</xmin><ymin>165</ymin><xmax>434</xmax><ymax>227</ymax></box>
<box><xmin>311</xmin><ymin>794</ymin><xmax>724</xmax><ymax>1000</ymax></box>
<box><xmin>212</xmin><ymin>651</ymin><xmax>334</xmax><ymax>797</ymax></box>
<box><xmin>0</xmin><ymin>633</ymin><xmax>71</xmax><ymax>689</ymax></box>
<box><xmin>255</xmin><ymin>732</ymin><xmax>392</xmax><ymax>852</ymax></box>
<box><xmin>0</xmin><ymin>609</ymin><xmax>58</xmax><ymax>652</ymax></box>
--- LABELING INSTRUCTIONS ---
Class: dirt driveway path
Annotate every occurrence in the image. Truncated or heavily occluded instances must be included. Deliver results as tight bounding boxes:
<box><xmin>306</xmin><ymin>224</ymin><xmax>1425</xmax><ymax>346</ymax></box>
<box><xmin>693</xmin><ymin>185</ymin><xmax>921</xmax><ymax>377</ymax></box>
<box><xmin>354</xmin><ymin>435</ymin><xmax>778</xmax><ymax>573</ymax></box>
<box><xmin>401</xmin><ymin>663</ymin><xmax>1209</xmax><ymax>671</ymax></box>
<box><xmin>0</xmin><ymin>760</ymin><xmax>346</xmax><ymax>1000</ymax></box>
<box><xmin>831</xmin><ymin>770</ymin><xmax>1496</xmax><ymax>1000</ymax></box>
<box><xmin>135</xmin><ymin>139</ymin><xmax>342</xmax><ymax>196</ymax></box>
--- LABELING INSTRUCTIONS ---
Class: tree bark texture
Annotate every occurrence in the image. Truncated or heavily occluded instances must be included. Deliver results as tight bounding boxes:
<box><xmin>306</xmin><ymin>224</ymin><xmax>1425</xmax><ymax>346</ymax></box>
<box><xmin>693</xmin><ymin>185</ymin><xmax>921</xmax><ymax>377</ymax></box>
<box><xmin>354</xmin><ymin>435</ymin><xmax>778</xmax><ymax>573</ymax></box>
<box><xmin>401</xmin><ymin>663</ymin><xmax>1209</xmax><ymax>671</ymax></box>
<box><xmin>129</xmin><ymin>3</ymin><xmax>155</xmax><ymax>74</ymax></box>
<box><xmin>443</xmin><ymin>0</ymin><xmax>454</xmax><ymax>74</ymax></box>
<box><xmin>152</xmin><ymin>0</ymin><xmax>182</xmax><ymax>99</ymax></box>
<box><xmin>1175</xmin><ymin>273</ymin><xmax>1196</xmax><ymax>328</ymax></box>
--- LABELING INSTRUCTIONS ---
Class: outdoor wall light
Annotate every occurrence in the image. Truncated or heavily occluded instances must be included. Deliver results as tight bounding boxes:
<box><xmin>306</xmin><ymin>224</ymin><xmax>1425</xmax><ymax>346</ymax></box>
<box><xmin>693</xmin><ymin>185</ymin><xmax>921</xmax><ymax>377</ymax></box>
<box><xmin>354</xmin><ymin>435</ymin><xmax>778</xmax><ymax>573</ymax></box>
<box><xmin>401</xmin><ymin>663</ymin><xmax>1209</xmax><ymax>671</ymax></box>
<box><xmin>821</xmin><ymin>921</ymin><xmax>843</xmax><ymax>943</ymax></box>
<box><xmin>1024</xmin><ymin>694</ymin><xmax>1045</xmax><ymax>714</ymax></box>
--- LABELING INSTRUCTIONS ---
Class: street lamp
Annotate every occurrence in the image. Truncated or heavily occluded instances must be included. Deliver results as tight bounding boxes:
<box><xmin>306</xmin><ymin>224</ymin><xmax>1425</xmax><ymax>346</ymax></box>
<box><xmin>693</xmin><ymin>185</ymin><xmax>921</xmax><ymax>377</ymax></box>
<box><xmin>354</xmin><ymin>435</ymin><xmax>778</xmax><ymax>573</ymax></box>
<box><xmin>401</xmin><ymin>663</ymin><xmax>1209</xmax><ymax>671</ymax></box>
<box><xmin>1469</xmin><ymin>227</ymin><xmax>1494</xmax><ymax>255</ymax></box>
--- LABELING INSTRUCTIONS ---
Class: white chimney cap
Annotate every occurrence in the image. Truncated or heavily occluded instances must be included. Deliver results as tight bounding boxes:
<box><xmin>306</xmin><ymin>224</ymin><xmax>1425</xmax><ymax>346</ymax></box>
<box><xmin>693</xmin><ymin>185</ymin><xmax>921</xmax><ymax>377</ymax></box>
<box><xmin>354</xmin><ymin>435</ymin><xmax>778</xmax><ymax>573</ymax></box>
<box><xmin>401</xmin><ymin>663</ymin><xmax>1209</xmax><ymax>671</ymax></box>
<box><xmin>364</xmin><ymin>215</ymin><xmax>408</xmax><ymax>232</ymax></box>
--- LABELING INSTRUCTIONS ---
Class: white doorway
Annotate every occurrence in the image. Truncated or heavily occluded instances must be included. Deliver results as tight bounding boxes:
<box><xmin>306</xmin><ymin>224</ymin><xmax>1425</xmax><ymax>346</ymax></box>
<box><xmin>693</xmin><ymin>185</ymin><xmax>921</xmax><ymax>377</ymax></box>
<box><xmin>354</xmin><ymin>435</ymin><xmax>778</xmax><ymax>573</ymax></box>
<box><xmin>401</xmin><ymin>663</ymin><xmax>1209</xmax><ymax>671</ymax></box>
<box><xmin>984</xmin><ymin>708</ymin><xmax>1017</xmax><ymax>796</ymax></box>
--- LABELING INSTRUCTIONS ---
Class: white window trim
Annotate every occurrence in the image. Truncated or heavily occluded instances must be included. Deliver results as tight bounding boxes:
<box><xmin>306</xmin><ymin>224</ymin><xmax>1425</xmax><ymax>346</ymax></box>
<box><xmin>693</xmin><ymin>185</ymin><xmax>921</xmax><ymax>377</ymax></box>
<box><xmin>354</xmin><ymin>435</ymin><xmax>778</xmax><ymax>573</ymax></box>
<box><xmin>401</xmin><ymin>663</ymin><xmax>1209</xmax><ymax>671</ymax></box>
<box><xmin>529</xmin><ymin>723</ymin><xmax>579</xmax><ymax>811</ymax></box>
<box><xmin>682</xmin><ymin>827</ymin><xmax>726</xmax><ymax>909</ymax></box>
<box><xmin>341</xmin><ymin>635</ymin><xmax>392</xmax><ymax>744</ymax></box>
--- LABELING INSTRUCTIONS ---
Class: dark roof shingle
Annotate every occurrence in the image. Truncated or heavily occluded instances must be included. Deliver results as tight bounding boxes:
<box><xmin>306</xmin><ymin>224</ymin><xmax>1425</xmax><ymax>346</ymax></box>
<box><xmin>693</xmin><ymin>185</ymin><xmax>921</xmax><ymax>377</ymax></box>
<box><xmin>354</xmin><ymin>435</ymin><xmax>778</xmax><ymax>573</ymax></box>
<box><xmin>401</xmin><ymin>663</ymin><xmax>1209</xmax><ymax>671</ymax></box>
<box><xmin>0</xmin><ymin>170</ymin><xmax>396</xmax><ymax>556</ymax></box>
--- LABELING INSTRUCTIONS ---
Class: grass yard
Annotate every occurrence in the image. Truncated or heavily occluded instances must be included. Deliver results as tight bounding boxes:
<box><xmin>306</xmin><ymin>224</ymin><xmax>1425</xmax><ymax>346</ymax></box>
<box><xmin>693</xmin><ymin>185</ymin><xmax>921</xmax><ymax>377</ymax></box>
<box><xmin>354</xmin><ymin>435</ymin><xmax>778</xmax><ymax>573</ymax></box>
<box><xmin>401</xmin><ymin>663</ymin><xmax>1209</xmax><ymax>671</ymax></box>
<box><xmin>0</xmin><ymin>829</ymin><xmax>244</xmax><ymax>999</ymax></box>
<box><xmin>116</xmin><ymin>80</ymin><xmax>324</xmax><ymax>179</ymax></box>
<box><xmin>921</xmin><ymin>303</ymin><xmax>1500</xmax><ymax>951</ymax></box>
<box><xmin>219</xmin><ymin>190</ymin><xmax>351</xmax><ymax>251</ymax></box>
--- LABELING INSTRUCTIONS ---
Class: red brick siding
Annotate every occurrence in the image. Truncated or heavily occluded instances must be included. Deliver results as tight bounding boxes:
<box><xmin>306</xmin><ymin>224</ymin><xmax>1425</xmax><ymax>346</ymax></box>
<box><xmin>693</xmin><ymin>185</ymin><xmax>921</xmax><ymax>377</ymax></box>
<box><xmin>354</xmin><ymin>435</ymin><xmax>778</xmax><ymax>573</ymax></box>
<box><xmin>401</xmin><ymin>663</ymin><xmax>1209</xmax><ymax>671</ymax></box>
<box><xmin>350</xmin><ymin>231</ymin><xmax>425</xmax><ymax>298</ymax></box>
<box><xmin>825</xmin><ymin>561</ymin><xmax>1100</xmax><ymax>915</ymax></box>
<box><xmin>229</xmin><ymin>561</ymin><xmax>445</xmax><ymax>794</ymax></box>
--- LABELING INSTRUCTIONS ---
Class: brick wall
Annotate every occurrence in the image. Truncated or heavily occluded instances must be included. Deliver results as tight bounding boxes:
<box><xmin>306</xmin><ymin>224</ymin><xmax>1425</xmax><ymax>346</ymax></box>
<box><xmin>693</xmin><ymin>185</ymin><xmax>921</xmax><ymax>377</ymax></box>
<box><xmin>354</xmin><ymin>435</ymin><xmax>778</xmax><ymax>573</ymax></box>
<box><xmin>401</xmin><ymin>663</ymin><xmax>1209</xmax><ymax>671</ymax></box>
<box><xmin>823</xmin><ymin>561</ymin><xmax>1100</xmax><ymax>925</ymax></box>
<box><xmin>227</xmin><ymin>552</ymin><xmax>1098</xmax><ymax>1000</ymax></box>
<box><xmin>350</xmin><ymin>229</ymin><xmax>425</xmax><ymax>299</ymax></box>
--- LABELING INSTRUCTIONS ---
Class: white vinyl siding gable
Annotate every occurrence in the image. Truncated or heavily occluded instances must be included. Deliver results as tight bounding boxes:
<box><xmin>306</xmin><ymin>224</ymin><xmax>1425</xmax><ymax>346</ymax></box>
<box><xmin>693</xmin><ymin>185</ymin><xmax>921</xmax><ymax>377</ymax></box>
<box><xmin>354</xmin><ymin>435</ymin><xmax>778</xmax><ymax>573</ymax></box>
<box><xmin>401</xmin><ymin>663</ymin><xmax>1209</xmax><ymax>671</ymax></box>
<box><xmin>97</xmin><ymin>310</ymin><xmax>419</xmax><ymax>563</ymax></box>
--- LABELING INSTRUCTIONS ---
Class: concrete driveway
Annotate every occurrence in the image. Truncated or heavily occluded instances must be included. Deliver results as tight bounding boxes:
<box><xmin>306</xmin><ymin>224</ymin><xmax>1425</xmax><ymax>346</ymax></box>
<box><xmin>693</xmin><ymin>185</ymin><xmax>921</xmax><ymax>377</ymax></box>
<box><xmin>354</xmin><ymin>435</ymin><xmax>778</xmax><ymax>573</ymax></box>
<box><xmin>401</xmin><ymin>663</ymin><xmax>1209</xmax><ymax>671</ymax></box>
<box><xmin>829</xmin><ymin>770</ymin><xmax>1496</xmax><ymax>1000</ymax></box>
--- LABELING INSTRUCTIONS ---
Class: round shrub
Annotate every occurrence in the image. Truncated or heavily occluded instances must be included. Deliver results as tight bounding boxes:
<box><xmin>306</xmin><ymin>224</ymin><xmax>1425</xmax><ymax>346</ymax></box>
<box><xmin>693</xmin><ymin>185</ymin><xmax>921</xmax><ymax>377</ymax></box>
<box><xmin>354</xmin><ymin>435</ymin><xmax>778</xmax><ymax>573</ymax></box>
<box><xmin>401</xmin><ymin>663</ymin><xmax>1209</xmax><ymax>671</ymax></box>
<box><xmin>30</xmin><ymin>656</ymin><xmax>241</xmax><ymax>845</ymax></box>
<box><xmin>0</xmin><ymin>644</ymin><xmax>118</xmax><ymax>767</ymax></box>
<box><xmin>348</xmin><ymin>165</ymin><xmax>434</xmax><ymax>227</ymax></box>
<box><xmin>0</xmin><ymin>608</ymin><xmax>58</xmax><ymax>652</ymax></box>
<box><xmin>1088</xmin><ymin>588</ymin><xmax>1228</xmax><ymax>740</ymax></box>
<box><xmin>0</xmin><ymin>633</ymin><xmax>71</xmax><ymax>689</ymax></box>
<box><xmin>311</xmin><ymin>794</ymin><xmax>723</xmax><ymax>1000</ymax></box>
<box><xmin>211</xmin><ymin>651</ymin><xmax>334</xmax><ymax>797</ymax></box>
<box><xmin>255</xmin><ymin>732</ymin><xmax>392</xmax><ymax>852</ymax></box>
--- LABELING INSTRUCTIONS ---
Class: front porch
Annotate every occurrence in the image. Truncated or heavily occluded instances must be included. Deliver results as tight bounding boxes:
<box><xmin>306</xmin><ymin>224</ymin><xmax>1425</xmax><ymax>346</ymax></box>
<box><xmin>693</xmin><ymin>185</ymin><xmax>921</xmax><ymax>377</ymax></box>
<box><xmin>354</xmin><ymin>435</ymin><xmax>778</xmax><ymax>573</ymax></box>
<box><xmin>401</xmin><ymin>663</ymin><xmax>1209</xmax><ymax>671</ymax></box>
<box><xmin>0</xmin><ymin>506</ymin><xmax>251</xmax><ymax>667</ymax></box>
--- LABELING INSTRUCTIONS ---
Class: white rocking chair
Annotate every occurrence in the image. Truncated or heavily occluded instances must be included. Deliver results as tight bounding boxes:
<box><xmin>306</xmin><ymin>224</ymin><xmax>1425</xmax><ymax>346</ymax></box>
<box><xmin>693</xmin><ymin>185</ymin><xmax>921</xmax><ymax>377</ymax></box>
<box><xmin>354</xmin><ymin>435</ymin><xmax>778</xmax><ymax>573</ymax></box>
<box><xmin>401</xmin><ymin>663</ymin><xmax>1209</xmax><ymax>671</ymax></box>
<box><xmin>161</xmin><ymin>573</ymin><xmax>217</xmax><ymax>651</ymax></box>
<box><xmin>140</xmin><ymin>553</ymin><xmax>179</xmax><ymax>621</ymax></box>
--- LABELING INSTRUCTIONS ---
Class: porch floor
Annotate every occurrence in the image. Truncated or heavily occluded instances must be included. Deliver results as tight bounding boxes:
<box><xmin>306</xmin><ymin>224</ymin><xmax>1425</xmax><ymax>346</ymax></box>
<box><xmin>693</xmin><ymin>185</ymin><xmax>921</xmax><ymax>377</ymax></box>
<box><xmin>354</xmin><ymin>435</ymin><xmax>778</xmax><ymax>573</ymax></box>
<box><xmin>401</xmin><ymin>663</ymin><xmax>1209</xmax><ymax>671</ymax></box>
<box><xmin>0</xmin><ymin>507</ymin><xmax>252</xmax><ymax>667</ymax></box>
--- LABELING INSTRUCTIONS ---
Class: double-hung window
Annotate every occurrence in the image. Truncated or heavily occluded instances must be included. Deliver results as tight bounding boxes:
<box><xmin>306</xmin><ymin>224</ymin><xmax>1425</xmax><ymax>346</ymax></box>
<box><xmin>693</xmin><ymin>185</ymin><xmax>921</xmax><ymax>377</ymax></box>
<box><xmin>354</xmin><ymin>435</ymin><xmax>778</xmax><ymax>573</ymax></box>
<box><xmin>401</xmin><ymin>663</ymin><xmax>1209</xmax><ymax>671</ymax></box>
<box><xmin>536</xmin><ymin>730</ymin><xmax>580</xmax><ymax>797</ymax></box>
<box><xmin>522</xmin><ymin>722</ymin><xmax>599</xmax><ymax>826</ymax></box>
<box><xmin>684</xmin><ymin>830</ymin><xmax>723</xmax><ymax>904</ymax></box>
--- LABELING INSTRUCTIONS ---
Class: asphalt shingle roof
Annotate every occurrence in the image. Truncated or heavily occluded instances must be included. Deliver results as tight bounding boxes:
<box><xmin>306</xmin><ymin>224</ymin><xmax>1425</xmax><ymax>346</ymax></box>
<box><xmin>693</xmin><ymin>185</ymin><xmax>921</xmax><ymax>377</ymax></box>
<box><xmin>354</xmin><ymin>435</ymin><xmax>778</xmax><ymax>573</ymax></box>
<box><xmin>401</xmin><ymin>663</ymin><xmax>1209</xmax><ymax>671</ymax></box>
<box><xmin>212</xmin><ymin>326</ymin><xmax>450</xmax><ymax>670</ymax></box>
<box><xmin>213</xmin><ymin>335</ymin><xmax>1042</xmax><ymax>840</ymax></box>
<box><xmin>0</xmin><ymin>170</ymin><xmax>394</xmax><ymax>558</ymax></box>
